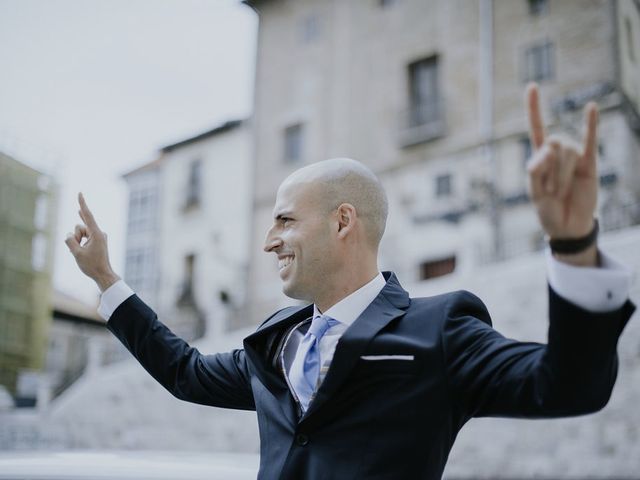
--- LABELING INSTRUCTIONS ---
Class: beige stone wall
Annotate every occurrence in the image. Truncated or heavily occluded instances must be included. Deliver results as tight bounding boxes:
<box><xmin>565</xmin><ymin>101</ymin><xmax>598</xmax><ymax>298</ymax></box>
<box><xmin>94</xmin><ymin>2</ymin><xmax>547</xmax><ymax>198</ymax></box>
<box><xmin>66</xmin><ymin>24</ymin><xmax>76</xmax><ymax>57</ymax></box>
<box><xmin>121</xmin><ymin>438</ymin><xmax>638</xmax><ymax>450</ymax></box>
<box><xmin>245</xmin><ymin>0</ymin><xmax>640</xmax><ymax>327</ymax></box>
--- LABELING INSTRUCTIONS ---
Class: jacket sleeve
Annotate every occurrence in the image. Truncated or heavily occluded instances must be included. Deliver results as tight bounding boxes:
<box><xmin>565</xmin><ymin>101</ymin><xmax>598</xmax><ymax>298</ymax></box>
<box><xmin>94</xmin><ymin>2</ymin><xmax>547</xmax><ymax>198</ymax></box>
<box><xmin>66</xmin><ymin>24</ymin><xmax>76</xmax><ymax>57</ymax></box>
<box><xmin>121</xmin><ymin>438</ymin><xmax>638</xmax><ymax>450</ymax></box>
<box><xmin>442</xmin><ymin>287</ymin><xmax>635</xmax><ymax>419</ymax></box>
<box><xmin>106</xmin><ymin>294</ymin><xmax>256</xmax><ymax>411</ymax></box>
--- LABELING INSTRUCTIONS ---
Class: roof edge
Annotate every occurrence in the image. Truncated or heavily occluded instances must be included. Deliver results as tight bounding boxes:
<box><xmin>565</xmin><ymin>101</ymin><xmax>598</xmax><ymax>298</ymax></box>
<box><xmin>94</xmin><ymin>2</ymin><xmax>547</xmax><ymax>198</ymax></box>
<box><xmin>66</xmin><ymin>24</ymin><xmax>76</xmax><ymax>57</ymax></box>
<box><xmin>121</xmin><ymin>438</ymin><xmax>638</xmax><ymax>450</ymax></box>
<box><xmin>160</xmin><ymin>118</ymin><xmax>246</xmax><ymax>153</ymax></box>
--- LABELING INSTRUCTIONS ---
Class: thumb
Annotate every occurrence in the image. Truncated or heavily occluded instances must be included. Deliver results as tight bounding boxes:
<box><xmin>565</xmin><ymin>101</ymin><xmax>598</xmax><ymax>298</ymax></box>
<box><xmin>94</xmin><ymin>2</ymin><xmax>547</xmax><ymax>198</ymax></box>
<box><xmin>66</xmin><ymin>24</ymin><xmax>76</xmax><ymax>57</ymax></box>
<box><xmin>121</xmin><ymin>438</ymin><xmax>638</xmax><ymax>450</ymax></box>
<box><xmin>65</xmin><ymin>232</ymin><xmax>81</xmax><ymax>256</ymax></box>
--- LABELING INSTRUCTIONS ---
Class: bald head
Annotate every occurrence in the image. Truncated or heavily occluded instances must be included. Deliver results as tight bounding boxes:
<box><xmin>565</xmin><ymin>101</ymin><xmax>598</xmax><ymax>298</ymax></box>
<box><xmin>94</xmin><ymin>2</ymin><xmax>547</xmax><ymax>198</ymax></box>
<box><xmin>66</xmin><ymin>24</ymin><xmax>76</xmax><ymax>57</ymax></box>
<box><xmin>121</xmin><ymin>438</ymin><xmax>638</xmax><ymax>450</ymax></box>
<box><xmin>279</xmin><ymin>158</ymin><xmax>388</xmax><ymax>248</ymax></box>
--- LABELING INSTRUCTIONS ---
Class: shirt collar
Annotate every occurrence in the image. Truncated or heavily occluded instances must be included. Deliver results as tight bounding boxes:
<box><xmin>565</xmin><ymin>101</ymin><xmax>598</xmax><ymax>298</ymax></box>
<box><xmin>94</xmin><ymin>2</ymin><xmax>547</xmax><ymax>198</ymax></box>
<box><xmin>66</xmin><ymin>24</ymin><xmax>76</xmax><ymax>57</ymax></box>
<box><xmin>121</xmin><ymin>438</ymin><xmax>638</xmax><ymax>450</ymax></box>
<box><xmin>312</xmin><ymin>272</ymin><xmax>386</xmax><ymax>327</ymax></box>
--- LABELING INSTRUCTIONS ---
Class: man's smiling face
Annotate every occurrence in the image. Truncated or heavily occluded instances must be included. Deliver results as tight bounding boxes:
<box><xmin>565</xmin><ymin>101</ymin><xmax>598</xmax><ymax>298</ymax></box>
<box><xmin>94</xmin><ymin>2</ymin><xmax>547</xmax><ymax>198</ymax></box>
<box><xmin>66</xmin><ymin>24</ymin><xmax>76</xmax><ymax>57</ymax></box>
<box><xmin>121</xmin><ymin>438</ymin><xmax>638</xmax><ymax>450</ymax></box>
<box><xmin>263</xmin><ymin>180</ymin><xmax>338</xmax><ymax>303</ymax></box>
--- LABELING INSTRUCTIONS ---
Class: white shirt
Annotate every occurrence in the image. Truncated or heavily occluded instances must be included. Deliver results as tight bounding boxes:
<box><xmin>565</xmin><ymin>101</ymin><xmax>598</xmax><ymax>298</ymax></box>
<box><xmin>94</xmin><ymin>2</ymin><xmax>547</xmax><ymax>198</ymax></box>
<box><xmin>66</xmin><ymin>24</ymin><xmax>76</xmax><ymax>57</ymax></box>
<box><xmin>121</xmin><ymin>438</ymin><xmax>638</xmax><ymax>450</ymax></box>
<box><xmin>281</xmin><ymin>273</ymin><xmax>387</xmax><ymax>377</ymax></box>
<box><xmin>98</xmin><ymin>250</ymin><xmax>631</xmax><ymax>372</ymax></box>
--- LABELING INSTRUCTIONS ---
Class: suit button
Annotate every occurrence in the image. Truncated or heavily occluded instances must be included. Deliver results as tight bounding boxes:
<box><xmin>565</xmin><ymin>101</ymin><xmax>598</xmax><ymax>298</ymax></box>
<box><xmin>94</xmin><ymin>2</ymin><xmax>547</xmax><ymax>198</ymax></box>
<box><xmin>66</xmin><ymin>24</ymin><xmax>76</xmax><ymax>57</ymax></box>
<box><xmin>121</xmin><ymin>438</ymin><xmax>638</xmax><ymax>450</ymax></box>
<box><xmin>296</xmin><ymin>433</ymin><xmax>309</xmax><ymax>446</ymax></box>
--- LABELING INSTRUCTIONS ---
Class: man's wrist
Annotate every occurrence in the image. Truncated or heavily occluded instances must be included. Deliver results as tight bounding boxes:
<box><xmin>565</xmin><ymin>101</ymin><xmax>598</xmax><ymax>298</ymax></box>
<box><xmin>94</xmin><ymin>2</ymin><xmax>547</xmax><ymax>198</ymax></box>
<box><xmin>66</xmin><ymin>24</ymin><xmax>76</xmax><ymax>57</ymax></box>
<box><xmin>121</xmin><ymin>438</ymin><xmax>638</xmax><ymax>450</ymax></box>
<box><xmin>547</xmin><ymin>218</ymin><xmax>599</xmax><ymax>267</ymax></box>
<box><xmin>95</xmin><ymin>271</ymin><xmax>121</xmax><ymax>292</ymax></box>
<box><xmin>552</xmin><ymin>243</ymin><xmax>599</xmax><ymax>267</ymax></box>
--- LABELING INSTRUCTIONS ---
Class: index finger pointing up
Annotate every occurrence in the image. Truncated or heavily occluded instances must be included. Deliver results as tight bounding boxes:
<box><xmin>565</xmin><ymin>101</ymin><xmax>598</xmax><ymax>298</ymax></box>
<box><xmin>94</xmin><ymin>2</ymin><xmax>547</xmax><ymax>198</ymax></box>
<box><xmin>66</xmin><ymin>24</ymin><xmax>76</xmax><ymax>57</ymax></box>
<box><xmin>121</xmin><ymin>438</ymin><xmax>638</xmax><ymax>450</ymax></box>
<box><xmin>78</xmin><ymin>192</ymin><xmax>100</xmax><ymax>232</ymax></box>
<box><xmin>581</xmin><ymin>101</ymin><xmax>599</xmax><ymax>173</ymax></box>
<box><xmin>526</xmin><ymin>83</ymin><xmax>546</xmax><ymax>150</ymax></box>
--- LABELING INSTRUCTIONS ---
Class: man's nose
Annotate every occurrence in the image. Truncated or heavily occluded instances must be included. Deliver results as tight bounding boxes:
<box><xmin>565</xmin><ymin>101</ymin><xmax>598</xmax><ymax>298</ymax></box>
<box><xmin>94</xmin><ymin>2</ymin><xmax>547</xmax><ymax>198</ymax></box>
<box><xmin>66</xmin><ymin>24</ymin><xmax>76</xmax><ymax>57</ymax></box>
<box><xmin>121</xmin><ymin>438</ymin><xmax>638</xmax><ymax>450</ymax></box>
<box><xmin>263</xmin><ymin>226</ymin><xmax>282</xmax><ymax>253</ymax></box>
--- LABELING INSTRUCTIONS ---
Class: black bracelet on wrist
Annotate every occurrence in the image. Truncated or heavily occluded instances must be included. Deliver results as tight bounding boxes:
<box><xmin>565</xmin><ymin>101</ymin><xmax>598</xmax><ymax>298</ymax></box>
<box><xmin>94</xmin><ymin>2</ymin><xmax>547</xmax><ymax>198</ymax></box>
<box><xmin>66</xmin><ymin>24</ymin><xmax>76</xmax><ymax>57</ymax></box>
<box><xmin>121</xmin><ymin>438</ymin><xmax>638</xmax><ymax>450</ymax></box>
<box><xmin>548</xmin><ymin>219</ymin><xmax>599</xmax><ymax>255</ymax></box>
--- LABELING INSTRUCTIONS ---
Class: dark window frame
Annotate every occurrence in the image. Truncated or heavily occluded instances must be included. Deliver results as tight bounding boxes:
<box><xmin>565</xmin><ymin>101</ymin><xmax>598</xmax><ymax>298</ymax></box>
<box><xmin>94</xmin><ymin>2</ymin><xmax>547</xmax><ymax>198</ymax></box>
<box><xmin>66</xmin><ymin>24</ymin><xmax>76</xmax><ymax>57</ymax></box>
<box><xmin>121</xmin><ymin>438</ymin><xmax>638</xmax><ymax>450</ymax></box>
<box><xmin>379</xmin><ymin>0</ymin><xmax>397</xmax><ymax>8</ymax></box>
<box><xmin>185</xmin><ymin>159</ymin><xmax>202</xmax><ymax>209</ymax></box>
<box><xmin>435</xmin><ymin>174</ymin><xmax>452</xmax><ymax>198</ymax></box>
<box><xmin>301</xmin><ymin>14</ymin><xmax>321</xmax><ymax>44</ymax></box>
<box><xmin>520</xmin><ymin>136</ymin><xmax>532</xmax><ymax>169</ymax></box>
<box><xmin>625</xmin><ymin>16</ymin><xmax>636</xmax><ymax>63</ymax></box>
<box><xmin>183</xmin><ymin>253</ymin><xmax>196</xmax><ymax>297</ymax></box>
<box><xmin>283</xmin><ymin>123</ymin><xmax>305</xmax><ymax>164</ymax></box>
<box><xmin>522</xmin><ymin>41</ymin><xmax>555</xmax><ymax>83</ymax></box>
<box><xmin>527</xmin><ymin>0</ymin><xmax>548</xmax><ymax>16</ymax></box>
<box><xmin>419</xmin><ymin>255</ymin><xmax>456</xmax><ymax>281</ymax></box>
<box><xmin>408</xmin><ymin>56</ymin><xmax>441</xmax><ymax>127</ymax></box>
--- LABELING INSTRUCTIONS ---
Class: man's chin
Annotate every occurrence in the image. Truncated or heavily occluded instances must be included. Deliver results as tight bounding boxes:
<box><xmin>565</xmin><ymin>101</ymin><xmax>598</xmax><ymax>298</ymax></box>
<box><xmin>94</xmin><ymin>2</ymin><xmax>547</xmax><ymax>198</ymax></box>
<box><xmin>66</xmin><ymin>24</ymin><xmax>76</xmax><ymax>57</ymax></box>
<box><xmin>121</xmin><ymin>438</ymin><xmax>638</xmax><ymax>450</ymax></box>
<box><xmin>282</xmin><ymin>282</ymin><xmax>310</xmax><ymax>303</ymax></box>
<box><xmin>282</xmin><ymin>284</ymin><xmax>299</xmax><ymax>300</ymax></box>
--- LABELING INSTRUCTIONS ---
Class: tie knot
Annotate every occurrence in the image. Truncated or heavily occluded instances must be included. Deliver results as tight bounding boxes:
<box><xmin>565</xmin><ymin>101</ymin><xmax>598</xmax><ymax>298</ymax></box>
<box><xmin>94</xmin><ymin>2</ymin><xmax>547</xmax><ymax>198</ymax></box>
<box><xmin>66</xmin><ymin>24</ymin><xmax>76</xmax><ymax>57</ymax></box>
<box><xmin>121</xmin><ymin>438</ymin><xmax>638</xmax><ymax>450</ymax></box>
<box><xmin>308</xmin><ymin>315</ymin><xmax>336</xmax><ymax>339</ymax></box>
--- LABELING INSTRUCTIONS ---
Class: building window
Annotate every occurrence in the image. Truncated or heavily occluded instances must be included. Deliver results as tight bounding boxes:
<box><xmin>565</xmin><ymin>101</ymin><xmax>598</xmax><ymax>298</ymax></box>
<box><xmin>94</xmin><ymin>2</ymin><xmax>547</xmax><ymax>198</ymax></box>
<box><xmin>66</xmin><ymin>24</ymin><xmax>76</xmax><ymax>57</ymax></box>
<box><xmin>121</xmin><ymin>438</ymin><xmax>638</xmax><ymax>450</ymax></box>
<box><xmin>435</xmin><ymin>174</ymin><xmax>452</xmax><ymax>197</ymax></box>
<box><xmin>301</xmin><ymin>14</ymin><xmax>321</xmax><ymax>44</ymax></box>
<box><xmin>125</xmin><ymin>250</ymin><xmax>144</xmax><ymax>292</ymax></box>
<box><xmin>626</xmin><ymin>17</ymin><xmax>636</xmax><ymax>63</ymax></box>
<box><xmin>520</xmin><ymin>136</ymin><xmax>532</xmax><ymax>169</ymax></box>
<box><xmin>599</xmin><ymin>172</ymin><xmax>618</xmax><ymax>188</ymax></box>
<box><xmin>128</xmin><ymin>187</ymin><xmax>156</xmax><ymax>232</ymax></box>
<box><xmin>284</xmin><ymin>123</ymin><xmax>304</xmax><ymax>164</ymax></box>
<box><xmin>185</xmin><ymin>160</ymin><xmax>202</xmax><ymax>208</ymax></box>
<box><xmin>124</xmin><ymin>248</ymin><xmax>155</xmax><ymax>294</ymax></box>
<box><xmin>527</xmin><ymin>0</ymin><xmax>548</xmax><ymax>16</ymax></box>
<box><xmin>408</xmin><ymin>56</ymin><xmax>440</xmax><ymax>127</ymax></box>
<box><xmin>419</xmin><ymin>256</ymin><xmax>456</xmax><ymax>280</ymax></box>
<box><xmin>31</xmin><ymin>233</ymin><xmax>47</xmax><ymax>272</ymax></box>
<box><xmin>179</xmin><ymin>254</ymin><xmax>196</xmax><ymax>301</ymax></box>
<box><xmin>33</xmin><ymin>194</ymin><xmax>48</xmax><ymax>230</ymax></box>
<box><xmin>523</xmin><ymin>42</ymin><xmax>554</xmax><ymax>83</ymax></box>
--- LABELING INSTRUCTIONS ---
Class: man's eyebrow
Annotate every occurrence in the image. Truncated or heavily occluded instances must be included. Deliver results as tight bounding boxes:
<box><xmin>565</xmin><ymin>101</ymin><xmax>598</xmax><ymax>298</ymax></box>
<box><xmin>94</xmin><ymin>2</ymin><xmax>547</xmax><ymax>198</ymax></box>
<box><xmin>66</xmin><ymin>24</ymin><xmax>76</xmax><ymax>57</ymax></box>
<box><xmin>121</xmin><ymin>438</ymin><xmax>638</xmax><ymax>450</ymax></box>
<box><xmin>274</xmin><ymin>211</ymin><xmax>293</xmax><ymax>220</ymax></box>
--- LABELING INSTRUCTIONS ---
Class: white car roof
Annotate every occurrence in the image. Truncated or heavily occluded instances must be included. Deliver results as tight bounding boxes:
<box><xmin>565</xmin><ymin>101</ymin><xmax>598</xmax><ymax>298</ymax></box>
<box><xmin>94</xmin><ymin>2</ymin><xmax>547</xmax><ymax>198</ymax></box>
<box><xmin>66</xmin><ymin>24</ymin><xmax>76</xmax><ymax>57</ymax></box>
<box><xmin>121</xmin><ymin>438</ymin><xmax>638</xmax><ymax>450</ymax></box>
<box><xmin>0</xmin><ymin>450</ymin><xmax>259</xmax><ymax>480</ymax></box>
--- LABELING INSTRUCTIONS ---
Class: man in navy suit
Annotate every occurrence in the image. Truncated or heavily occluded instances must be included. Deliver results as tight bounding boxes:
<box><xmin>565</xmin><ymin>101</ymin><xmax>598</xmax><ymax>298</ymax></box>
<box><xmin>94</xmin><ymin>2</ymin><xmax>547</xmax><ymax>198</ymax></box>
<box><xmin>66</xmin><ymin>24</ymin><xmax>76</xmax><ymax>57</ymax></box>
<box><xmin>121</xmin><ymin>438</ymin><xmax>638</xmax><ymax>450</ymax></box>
<box><xmin>66</xmin><ymin>85</ymin><xmax>634</xmax><ymax>479</ymax></box>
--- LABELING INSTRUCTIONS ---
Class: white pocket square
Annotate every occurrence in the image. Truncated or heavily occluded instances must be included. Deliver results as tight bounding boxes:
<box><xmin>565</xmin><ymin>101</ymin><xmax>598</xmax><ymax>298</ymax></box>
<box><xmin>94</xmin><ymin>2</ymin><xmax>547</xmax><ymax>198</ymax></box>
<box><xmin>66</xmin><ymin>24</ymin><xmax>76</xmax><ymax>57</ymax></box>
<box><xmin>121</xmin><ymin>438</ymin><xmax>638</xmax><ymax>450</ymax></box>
<box><xmin>360</xmin><ymin>355</ymin><xmax>414</xmax><ymax>361</ymax></box>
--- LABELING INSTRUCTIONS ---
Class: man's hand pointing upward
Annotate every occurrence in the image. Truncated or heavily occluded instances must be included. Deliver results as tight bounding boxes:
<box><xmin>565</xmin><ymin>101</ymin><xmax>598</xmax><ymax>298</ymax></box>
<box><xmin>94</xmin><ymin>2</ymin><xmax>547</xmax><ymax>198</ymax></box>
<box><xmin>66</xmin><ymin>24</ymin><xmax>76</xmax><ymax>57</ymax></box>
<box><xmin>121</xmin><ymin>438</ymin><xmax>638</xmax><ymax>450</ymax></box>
<box><xmin>525</xmin><ymin>83</ymin><xmax>600</xmax><ymax>267</ymax></box>
<box><xmin>65</xmin><ymin>193</ymin><xmax>120</xmax><ymax>292</ymax></box>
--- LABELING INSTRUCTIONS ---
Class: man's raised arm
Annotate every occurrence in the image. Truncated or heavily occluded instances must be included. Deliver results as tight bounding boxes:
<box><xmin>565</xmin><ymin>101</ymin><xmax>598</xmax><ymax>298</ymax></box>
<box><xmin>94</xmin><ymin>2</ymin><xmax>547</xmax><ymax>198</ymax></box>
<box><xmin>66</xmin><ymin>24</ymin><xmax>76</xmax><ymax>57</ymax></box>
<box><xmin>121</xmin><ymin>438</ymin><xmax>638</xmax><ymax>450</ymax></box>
<box><xmin>526</xmin><ymin>83</ymin><xmax>630</xmax><ymax>312</ymax></box>
<box><xmin>64</xmin><ymin>193</ymin><xmax>255</xmax><ymax>410</ymax></box>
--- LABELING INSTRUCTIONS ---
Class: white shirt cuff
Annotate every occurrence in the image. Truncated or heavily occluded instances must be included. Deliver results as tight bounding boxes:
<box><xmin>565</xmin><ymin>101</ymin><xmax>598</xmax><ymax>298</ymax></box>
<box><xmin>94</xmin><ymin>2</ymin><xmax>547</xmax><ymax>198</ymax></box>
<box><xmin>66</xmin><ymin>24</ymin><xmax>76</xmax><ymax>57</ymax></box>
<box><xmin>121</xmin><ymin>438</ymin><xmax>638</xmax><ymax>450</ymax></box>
<box><xmin>98</xmin><ymin>280</ymin><xmax>135</xmax><ymax>321</ymax></box>
<box><xmin>546</xmin><ymin>248</ymin><xmax>631</xmax><ymax>313</ymax></box>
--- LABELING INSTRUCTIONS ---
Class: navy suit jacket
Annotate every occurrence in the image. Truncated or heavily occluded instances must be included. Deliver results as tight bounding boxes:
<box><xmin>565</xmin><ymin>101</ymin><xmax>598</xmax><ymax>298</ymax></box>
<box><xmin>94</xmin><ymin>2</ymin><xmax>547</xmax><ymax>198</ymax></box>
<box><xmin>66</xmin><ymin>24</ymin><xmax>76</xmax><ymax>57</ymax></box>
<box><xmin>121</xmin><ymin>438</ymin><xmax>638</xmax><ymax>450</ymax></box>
<box><xmin>107</xmin><ymin>272</ymin><xmax>635</xmax><ymax>479</ymax></box>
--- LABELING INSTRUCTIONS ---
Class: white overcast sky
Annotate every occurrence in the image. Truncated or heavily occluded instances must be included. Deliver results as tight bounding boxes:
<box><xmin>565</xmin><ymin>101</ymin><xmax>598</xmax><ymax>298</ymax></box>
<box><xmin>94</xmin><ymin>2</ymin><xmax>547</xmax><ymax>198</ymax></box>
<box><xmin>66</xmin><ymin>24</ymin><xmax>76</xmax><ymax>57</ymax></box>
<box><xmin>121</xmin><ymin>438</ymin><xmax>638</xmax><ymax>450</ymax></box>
<box><xmin>0</xmin><ymin>0</ymin><xmax>257</xmax><ymax>305</ymax></box>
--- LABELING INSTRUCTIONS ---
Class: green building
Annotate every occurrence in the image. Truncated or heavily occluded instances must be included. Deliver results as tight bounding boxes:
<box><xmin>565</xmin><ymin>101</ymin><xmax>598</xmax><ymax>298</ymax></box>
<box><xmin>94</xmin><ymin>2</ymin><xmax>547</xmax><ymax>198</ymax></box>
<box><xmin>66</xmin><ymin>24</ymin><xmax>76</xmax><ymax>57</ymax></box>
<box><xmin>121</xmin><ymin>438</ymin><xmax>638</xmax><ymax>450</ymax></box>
<box><xmin>0</xmin><ymin>151</ymin><xmax>56</xmax><ymax>403</ymax></box>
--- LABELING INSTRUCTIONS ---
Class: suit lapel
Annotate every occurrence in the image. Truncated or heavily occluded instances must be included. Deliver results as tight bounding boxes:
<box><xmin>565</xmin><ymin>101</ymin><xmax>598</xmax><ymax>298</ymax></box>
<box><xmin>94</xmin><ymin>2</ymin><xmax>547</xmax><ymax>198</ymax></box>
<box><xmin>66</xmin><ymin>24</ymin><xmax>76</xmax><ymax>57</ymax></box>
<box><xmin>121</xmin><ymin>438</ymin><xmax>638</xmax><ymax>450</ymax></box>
<box><xmin>301</xmin><ymin>272</ymin><xmax>410</xmax><ymax>422</ymax></box>
<box><xmin>243</xmin><ymin>304</ymin><xmax>313</xmax><ymax>427</ymax></box>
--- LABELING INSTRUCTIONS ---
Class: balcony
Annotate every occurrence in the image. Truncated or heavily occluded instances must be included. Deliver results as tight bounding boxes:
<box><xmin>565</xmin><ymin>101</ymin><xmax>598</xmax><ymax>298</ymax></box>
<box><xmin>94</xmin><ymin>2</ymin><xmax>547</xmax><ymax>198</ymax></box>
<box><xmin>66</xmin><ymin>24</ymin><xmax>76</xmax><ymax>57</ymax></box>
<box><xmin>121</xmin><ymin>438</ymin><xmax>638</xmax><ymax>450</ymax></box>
<box><xmin>397</xmin><ymin>100</ymin><xmax>446</xmax><ymax>148</ymax></box>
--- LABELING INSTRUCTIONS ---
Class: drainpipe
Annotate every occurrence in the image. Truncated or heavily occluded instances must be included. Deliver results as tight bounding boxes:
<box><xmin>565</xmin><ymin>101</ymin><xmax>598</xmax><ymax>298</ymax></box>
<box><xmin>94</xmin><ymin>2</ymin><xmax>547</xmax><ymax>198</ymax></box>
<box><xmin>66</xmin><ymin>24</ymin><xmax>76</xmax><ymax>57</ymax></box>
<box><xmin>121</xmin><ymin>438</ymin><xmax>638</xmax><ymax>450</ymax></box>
<box><xmin>479</xmin><ymin>0</ymin><xmax>503</xmax><ymax>261</ymax></box>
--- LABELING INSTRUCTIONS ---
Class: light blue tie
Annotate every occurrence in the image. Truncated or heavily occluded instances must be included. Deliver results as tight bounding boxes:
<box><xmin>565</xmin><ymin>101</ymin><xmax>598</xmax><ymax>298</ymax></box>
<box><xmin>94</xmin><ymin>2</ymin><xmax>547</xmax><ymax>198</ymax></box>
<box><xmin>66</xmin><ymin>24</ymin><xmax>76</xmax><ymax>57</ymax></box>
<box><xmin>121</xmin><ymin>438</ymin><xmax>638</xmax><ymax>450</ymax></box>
<box><xmin>289</xmin><ymin>315</ymin><xmax>338</xmax><ymax>411</ymax></box>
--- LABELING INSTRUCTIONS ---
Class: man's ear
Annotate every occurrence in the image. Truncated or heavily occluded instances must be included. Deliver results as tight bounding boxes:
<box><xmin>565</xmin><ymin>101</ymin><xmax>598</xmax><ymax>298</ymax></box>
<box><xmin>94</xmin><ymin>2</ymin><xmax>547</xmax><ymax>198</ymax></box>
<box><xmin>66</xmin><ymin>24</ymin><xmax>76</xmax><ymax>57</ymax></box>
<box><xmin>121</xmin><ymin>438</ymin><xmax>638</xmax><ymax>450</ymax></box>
<box><xmin>336</xmin><ymin>203</ymin><xmax>357</xmax><ymax>238</ymax></box>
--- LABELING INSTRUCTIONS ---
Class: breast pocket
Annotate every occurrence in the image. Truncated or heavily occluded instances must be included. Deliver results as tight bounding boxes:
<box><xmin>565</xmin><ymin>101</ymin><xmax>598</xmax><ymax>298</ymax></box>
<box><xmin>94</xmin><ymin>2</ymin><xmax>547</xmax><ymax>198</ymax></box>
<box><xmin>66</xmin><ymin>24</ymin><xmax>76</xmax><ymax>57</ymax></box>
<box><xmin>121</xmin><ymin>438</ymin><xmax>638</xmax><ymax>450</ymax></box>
<box><xmin>355</xmin><ymin>354</ymin><xmax>422</xmax><ymax>375</ymax></box>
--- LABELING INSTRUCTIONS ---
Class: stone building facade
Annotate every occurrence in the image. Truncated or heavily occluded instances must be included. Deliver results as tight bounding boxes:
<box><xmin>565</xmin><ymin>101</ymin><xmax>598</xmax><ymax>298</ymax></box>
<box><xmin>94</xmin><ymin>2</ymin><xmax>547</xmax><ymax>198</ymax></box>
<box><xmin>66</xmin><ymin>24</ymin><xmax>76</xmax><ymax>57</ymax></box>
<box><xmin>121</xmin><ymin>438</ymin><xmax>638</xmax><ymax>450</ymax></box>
<box><xmin>122</xmin><ymin>119</ymin><xmax>253</xmax><ymax>341</ymax></box>
<box><xmin>121</xmin><ymin>158</ymin><xmax>162</xmax><ymax>314</ymax></box>
<box><xmin>240</xmin><ymin>0</ymin><xmax>640</xmax><ymax>328</ymax></box>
